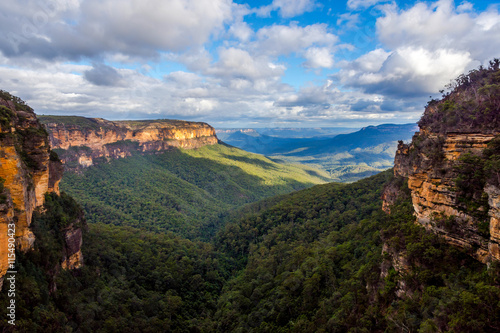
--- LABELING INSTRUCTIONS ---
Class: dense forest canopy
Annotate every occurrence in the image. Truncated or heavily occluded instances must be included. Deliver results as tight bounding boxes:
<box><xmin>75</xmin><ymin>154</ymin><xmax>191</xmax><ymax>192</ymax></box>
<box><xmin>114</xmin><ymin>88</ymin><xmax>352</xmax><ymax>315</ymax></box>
<box><xmin>2</xmin><ymin>170</ymin><xmax>500</xmax><ymax>332</ymax></box>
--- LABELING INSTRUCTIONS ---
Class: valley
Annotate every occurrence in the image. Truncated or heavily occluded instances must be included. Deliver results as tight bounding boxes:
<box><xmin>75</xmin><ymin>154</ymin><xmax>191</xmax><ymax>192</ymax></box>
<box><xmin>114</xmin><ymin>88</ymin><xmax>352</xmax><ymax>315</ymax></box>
<box><xmin>217</xmin><ymin>123</ymin><xmax>417</xmax><ymax>182</ymax></box>
<box><xmin>1</xmin><ymin>60</ymin><xmax>500</xmax><ymax>332</ymax></box>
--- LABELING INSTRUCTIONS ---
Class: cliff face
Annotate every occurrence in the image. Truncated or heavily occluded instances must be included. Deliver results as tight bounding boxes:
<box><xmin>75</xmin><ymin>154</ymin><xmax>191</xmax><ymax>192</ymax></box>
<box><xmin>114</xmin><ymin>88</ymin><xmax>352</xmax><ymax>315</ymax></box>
<box><xmin>393</xmin><ymin>133</ymin><xmax>499</xmax><ymax>262</ymax></box>
<box><xmin>0</xmin><ymin>92</ymin><xmax>83</xmax><ymax>287</ymax></box>
<box><xmin>385</xmin><ymin>62</ymin><xmax>500</xmax><ymax>263</ymax></box>
<box><xmin>39</xmin><ymin>116</ymin><xmax>219</xmax><ymax>169</ymax></box>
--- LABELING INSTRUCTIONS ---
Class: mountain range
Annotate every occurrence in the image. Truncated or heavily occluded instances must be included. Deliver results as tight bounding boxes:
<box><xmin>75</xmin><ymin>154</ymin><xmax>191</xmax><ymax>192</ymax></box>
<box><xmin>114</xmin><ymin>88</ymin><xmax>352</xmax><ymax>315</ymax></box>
<box><xmin>217</xmin><ymin>123</ymin><xmax>418</xmax><ymax>182</ymax></box>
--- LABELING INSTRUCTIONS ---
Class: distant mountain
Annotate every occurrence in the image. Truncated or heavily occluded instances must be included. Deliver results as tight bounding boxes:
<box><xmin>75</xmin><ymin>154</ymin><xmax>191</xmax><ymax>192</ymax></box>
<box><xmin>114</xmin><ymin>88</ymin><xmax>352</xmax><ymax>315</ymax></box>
<box><xmin>217</xmin><ymin>123</ymin><xmax>418</xmax><ymax>182</ymax></box>
<box><xmin>216</xmin><ymin>127</ymin><xmax>353</xmax><ymax>139</ymax></box>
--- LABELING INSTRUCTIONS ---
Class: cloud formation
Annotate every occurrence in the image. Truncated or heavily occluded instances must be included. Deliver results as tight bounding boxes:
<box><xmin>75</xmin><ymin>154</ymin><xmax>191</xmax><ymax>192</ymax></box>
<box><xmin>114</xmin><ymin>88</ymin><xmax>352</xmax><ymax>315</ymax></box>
<box><xmin>256</xmin><ymin>0</ymin><xmax>317</xmax><ymax>18</ymax></box>
<box><xmin>336</xmin><ymin>0</ymin><xmax>500</xmax><ymax>99</ymax></box>
<box><xmin>0</xmin><ymin>0</ymin><xmax>499</xmax><ymax>128</ymax></box>
<box><xmin>347</xmin><ymin>0</ymin><xmax>390</xmax><ymax>10</ymax></box>
<box><xmin>84</xmin><ymin>63</ymin><xmax>125</xmax><ymax>87</ymax></box>
<box><xmin>0</xmin><ymin>0</ymin><xmax>233</xmax><ymax>59</ymax></box>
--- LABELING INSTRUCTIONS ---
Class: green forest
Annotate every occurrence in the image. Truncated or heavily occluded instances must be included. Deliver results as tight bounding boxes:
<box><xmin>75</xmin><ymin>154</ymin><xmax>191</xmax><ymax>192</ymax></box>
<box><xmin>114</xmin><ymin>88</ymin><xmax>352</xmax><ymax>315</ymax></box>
<box><xmin>59</xmin><ymin>144</ymin><xmax>328</xmax><ymax>240</ymax></box>
<box><xmin>1</xmin><ymin>168</ymin><xmax>500</xmax><ymax>332</ymax></box>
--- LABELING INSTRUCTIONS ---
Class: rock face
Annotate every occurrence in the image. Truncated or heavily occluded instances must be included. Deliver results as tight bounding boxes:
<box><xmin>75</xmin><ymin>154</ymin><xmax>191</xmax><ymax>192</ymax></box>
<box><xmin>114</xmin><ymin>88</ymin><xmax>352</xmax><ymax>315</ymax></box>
<box><xmin>61</xmin><ymin>224</ymin><xmax>84</xmax><ymax>270</ymax></box>
<box><xmin>385</xmin><ymin>62</ymin><xmax>500</xmax><ymax>263</ymax></box>
<box><xmin>393</xmin><ymin>133</ymin><xmax>499</xmax><ymax>262</ymax></box>
<box><xmin>0</xmin><ymin>92</ymin><xmax>83</xmax><ymax>287</ymax></box>
<box><xmin>39</xmin><ymin>116</ymin><xmax>219</xmax><ymax>169</ymax></box>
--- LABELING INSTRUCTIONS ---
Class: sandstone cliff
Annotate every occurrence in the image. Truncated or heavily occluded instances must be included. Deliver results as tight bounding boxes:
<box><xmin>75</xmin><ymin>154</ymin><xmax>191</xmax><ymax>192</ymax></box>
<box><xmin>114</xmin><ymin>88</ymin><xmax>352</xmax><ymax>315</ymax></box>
<box><xmin>384</xmin><ymin>61</ymin><xmax>500</xmax><ymax>263</ymax></box>
<box><xmin>39</xmin><ymin>116</ymin><xmax>219</xmax><ymax>169</ymax></box>
<box><xmin>0</xmin><ymin>92</ymin><xmax>83</xmax><ymax>287</ymax></box>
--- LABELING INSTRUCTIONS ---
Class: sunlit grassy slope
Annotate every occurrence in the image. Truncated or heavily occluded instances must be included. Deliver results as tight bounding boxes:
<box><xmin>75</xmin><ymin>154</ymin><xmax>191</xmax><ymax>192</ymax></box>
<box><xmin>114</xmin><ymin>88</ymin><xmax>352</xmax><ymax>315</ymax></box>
<box><xmin>60</xmin><ymin>143</ymin><xmax>329</xmax><ymax>240</ymax></box>
<box><xmin>220</xmin><ymin>124</ymin><xmax>417</xmax><ymax>182</ymax></box>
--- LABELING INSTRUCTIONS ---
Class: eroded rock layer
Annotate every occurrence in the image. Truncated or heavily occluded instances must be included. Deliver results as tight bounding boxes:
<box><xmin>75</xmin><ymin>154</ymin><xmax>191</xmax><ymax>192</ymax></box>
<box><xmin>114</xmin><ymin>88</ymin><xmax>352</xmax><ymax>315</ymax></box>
<box><xmin>393</xmin><ymin>132</ymin><xmax>500</xmax><ymax>262</ymax></box>
<box><xmin>39</xmin><ymin>116</ymin><xmax>219</xmax><ymax>168</ymax></box>
<box><xmin>0</xmin><ymin>93</ymin><xmax>82</xmax><ymax>286</ymax></box>
<box><xmin>386</xmin><ymin>64</ymin><xmax>500</xmax><ymax>263</ymax></box>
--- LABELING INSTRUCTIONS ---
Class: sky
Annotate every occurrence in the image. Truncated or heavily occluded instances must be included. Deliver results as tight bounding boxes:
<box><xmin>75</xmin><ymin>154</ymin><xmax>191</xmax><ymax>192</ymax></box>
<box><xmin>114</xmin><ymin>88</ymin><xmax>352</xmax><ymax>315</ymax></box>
<box><xmin>0</xmin><ymin>0</ymin><xmax>499</xmax><ymax>128</ymax></box>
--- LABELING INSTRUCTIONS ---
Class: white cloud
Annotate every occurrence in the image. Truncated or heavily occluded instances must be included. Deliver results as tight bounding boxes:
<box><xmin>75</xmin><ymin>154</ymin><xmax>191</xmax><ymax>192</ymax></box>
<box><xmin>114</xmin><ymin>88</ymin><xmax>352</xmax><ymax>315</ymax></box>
<box><xmin>253</xmin><ymin>23</ymin><xmax>338</xmax><ymax>68</ymax></box>
<box><xmin>272</xmin><ymin>0</ymin><xmax>316</xmax><ymax>18</ymax></box>
<box><xmin>347</xmin><ymin>0</ymin><xmax>390</xmax><ymax>10</ymax></box>
<box><xmin>337</xmin><ymin>47</ymin><xmax>473</xmax><ymax>97</ymax></box>
<box><xmin>303</xmin><ymin>47</ymin><xmax>334</xmax><ymax>68</ymax></box>
<box><xmin>256</xmin><ymin>0</ymin><xmax>316</xmax><ymax>18</ymax></box>
<box><xmin>457</xmin><ymin>1</ymin><xmax>474</xmax><ymax>12</ymax></box>
<box><xmin>0</xmin><ymin>0</ymin><xmax>233</xmax><ymax>60</ymax></box>
<box><xmin>256</xmin><ymin>23</ymin><xmax>337</xmax><ymax>56</ymax></box>
<box><xmin>337</xmin><ymin>13</ymin><xmax>360</xmax><ymax>29</ymax></box>
<box><xmin>376</xmin><ymin>0</ymin><xmax>500</xmax><ymax>60</ymax></box>
<box><xmin>164</xmin><ymin>71</ymin><xmax>203</xmax><ymax>88</ymax></box>
<box><xmin>229</xmin><ymin>21</ymin><xmax>254</xmax><ymax>42</ymax></box>
<box><xmin>337</xmin><ymin>0</ymin><xmax>500</xmax><ymax>100</ymax></box>
<box><xmin>206</xmin><ymin>48</ymin><xmax>285</xmax><ymax>81</ymax></box>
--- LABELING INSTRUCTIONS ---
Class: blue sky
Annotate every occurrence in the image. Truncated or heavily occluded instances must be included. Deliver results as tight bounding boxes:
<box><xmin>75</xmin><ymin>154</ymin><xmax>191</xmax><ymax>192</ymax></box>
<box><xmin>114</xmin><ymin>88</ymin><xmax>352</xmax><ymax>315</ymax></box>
<box><xmin>0</xmin><ymin>0</ymin><xmax>499</xmax><ymax>128</ymax></box>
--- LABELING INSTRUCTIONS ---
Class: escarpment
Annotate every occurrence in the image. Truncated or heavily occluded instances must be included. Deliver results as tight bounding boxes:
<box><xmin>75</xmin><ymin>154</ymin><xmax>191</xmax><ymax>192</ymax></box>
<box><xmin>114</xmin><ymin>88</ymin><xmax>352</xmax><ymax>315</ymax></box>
<box><xmin>383</xmin><ymin>61</ymin><xmax>500</xmax><ymax>263</ymax></box>
<box><xmin>39</xmin><ymin>116</ymin><xmax>219</xmax><ymax>169</ymax></box>
<box><xmin>0</xmin><ymin>92</ymin><xmax>84</xmax><ymax>287</ymax></box>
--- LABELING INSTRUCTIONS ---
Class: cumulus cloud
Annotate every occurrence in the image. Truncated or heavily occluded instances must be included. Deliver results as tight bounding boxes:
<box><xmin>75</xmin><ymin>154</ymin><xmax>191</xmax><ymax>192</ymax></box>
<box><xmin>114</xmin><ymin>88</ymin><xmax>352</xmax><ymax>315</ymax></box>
<box><xmin>337</xmin><ymin>47</ymin><xmax>472</xmax><ymax>97</ymax></box>
<box><xmin>272</xmin><ymin>0</ymin><xmax>317</xmax><ymax>18</ymax></box>
<box><xmin>256</xmin><ymin>0</ymin><xmax>316</xmax><ymax>18</ymax></box>
<box><xmin>347</xmin><ymin>0</ymin><xmax>390</xmax><ymax>10</ymax></box>
<box><xmin>206</xmin><ymin>48</ymin><xmax>285</xmax><ymax>82</ymax></box>
<box><xmin>229</xmin><ymin>21</ymin><xmax>254</xmax><ymax>42</ymax></box>
<box><xmin>337</xmin><ymin>0</ymin><xmax>500</xmax><ymax>99</ymax></box>
<box><xmin>256</xmin><ymin>23</ymin><xmax>337</xmax><ymax>56</ymax></box>
<box><xmin>84</xmin><ymin>63</ymin><xmax>126</xmax><ymax>87</ymax></box>
<box><xmin>376</xmin><ymin>0</ymin><xmax>500</xmax><ymax>60</ymax></box>
<box><xmin>0</xmin><ymin>0</ymin><xmax>233</xmax><ymax>60</ymax></box>
<box><xmin>164</xmin><ymin>71</ymin><xmax>203</xmax><ymax>88</ymax></box>
<box><xmin>303</xmin><ymin>47</ymin><xmax>334</xmax><ymax>68</ymax></box>
<box><xmin>252</xmin><ymin>23</ymin><xmax>338</xmax><ymax>68</ymax></box>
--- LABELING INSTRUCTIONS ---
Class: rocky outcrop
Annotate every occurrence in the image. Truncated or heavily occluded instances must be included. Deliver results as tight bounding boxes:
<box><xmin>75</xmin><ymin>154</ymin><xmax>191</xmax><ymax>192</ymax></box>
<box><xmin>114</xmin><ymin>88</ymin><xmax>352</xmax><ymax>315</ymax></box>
<box><xmin>486</xmin><ymin>185</ymin><xmax>500</xmax><ymax>260</ymax></box>
<box><xmin>39</xmin><ymin>116</ymin><xmax>219</xmax><ymax>169</ymax></box>
<box><xmin>0</xmin><ymin>92</ymin><xmax>84</xmax><ymax>287</ymax></box>
<box><xmin>61</xmin><ymin>224</ymin><xmax>84</xmax><ymax>270</ymax></box>
<box><xmin>384</xmin><ymin>61</ymin><xmax>500</xmax><ymax>263</ymax></box>
<box><xmin>380</xmin><ymin>243</ymin><xmax>411</xmax><ymax>298</ymax></box>
<box><xmin>391</xmin><ymin>130</ymin><xmax>500</xmax><ymax>262</ymax></box>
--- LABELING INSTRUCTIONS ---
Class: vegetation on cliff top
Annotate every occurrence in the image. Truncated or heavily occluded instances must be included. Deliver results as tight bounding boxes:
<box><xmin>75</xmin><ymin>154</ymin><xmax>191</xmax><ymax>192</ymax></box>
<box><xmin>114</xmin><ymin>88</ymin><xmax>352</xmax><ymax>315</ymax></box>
<box><xmin>419</xmin><ymin>59</ymin><xmax>500</xmax><ymax>134</ymax></box>
<box><xmin>0</xmin><ymin>90</ymin><xmax>33</xmax><ymax>112</ymax></box>
<box><xmin>38</xmin><ymin>115</ymin><xmax>213</xmax><ymax>132</ymax></box>
<box><xmin>38</xmin><ymin>115</ymin><xmax>106</xmax><ymax>131</ymax></box>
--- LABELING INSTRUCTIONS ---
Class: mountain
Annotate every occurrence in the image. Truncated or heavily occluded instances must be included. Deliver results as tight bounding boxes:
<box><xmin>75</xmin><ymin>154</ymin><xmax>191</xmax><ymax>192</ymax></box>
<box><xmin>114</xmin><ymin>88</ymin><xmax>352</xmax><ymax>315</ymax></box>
<box><xmin>39</xmin><ymin>116</ymin><xmax>219</xmax><ymax>170</ymax></box>
<box><xmin>38</xmin><ymin>115</ymin><xmax>331</xmax><ymax>240</ymax></box>
<box><xmin>218</xmin><ymin>123</ymin><xmax>417</xmax><ymax>182</ymax></box>
<box><xmin>0</xmin><ymin>91</ymin><xmax>84</xmax><ymax>289</ymax></box>
<box><xmin>385</xmin><ymin>60</ymin><xmax>500</xmax><ymax>263</ymax></box>
<box><xmin>216</xmin><ymin>127</ymin><xmax>353</xmax><ymax>140</ymax></box>
<box><xmin>212</xmin><ymin>62</ymin><xmax>500</xmax><ymax>331</ymax></box>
